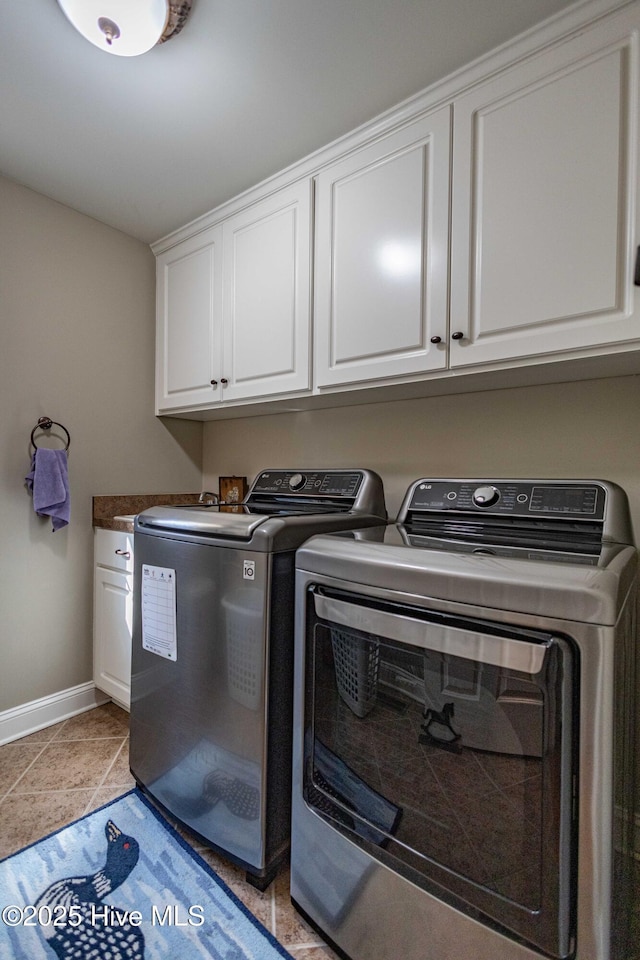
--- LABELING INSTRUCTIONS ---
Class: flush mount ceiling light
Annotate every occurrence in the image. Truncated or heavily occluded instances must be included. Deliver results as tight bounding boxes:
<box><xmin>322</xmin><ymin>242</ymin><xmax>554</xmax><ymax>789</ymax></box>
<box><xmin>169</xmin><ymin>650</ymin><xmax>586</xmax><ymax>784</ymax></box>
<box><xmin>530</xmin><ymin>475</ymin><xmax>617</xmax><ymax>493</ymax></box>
<box><xmin>57</xmin><ymin>0</ymin><xmax>192</xmax><ymax>57</ymax></box>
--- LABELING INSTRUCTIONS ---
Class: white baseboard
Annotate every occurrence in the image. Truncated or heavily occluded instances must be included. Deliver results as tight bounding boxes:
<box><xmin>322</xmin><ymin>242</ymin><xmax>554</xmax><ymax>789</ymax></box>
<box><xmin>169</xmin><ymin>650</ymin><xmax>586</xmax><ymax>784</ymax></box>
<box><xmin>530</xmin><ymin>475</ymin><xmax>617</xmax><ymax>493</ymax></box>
<box><xmin>0</xmin><ymin>683</ymin><xmax>110</xmax><ymax>746</ymax></box>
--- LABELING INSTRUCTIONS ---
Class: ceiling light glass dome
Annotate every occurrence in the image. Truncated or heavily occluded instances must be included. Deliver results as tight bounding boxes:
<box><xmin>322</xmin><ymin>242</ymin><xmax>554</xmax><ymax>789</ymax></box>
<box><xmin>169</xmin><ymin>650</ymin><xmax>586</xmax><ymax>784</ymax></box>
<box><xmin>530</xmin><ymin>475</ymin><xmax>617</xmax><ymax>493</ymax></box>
<box><xmin>57</xmin><ymin>1</ymin><xmax>191</xmax><ymax>57</ymax></box>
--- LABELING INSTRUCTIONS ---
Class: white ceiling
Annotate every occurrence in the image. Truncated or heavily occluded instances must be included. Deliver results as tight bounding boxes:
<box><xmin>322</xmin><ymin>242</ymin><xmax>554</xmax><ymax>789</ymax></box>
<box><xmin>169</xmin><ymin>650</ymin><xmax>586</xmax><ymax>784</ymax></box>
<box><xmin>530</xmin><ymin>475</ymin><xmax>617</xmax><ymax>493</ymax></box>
<box><xmin>1</xmin><ymin>0</ymin><xmax>579</xmax><ymax>244</ymax></box>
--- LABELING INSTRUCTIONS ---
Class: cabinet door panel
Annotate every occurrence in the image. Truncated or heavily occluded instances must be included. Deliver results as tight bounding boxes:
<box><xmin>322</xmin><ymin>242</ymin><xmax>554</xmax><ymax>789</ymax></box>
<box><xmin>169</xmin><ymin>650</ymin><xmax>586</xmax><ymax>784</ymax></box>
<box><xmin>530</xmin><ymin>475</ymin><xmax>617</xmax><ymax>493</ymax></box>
<box><xmin>315</xmin><ymin>109</ymin><xmax>450</xmax><ymax>388</ymax></box>
<box><xmin>450</xmin><ymin>19</ymin><xmax>639</xmax><ymax>367</ymax></box>
<box><xmin>94</xmin><ymin>567</ymin><xmax>132</xmax><ymax>710</ymax></box>
<box><xmin>156</xmin><ymin>226</ymin><xmax>223</xmax><ymax>412</ymax></box>
<box><xmin>333</xmin><ymin>147</ymin><xmax>425</xmax><ymax>359</ymax></box>
<box><xmin>222</xmin><ymin>181</ymin><xmax>311</xmax><ymax>401</ymax></box>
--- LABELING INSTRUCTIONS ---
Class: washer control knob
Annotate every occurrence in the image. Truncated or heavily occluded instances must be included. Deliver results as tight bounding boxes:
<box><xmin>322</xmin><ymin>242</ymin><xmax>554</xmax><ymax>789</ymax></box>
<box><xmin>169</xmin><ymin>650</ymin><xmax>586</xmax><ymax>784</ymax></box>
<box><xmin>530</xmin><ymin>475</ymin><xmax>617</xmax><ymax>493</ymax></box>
<box><xmin>288</xmin><ymin>472</ymin><xmax>306</xmax><ymax>491</ymax></box>
<box><xmin>473</xmin><ymin>484</ymin><xmax>500</xmax><ymax>507</ymax></box>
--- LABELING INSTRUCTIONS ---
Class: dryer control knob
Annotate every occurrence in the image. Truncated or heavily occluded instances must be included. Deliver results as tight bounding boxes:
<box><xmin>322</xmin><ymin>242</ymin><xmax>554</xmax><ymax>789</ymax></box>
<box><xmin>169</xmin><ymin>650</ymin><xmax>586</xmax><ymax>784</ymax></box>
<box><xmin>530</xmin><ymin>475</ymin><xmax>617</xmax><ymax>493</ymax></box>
<box><xmin>289</xmin><ymin>473</ymin><xmax>306</xmax><ymax>491</ymax></box>
<box><xmin>473</xmin><ymin>485</ymin><xmax>500</xmax><ymax>507</ymax></box>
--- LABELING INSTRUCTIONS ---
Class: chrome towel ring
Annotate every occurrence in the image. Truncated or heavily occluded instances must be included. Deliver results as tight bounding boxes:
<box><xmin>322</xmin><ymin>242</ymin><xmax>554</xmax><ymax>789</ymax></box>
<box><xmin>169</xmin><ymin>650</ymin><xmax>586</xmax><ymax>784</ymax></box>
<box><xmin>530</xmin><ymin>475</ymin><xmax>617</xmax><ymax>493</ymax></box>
<box><xmin>30</xmin><ymin>416</ymin><xmax>71</xmax><ymax>451</ymax></box>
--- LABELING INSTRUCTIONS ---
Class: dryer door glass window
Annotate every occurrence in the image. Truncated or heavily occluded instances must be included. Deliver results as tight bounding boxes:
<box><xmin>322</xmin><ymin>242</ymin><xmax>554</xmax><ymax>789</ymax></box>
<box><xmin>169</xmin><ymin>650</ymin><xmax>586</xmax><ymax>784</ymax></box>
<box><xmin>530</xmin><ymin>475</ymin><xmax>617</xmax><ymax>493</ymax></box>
<box><xmin>302</xmin><ymin>587</ymin><xmax>577</xmax><ymax>959</ymax></box>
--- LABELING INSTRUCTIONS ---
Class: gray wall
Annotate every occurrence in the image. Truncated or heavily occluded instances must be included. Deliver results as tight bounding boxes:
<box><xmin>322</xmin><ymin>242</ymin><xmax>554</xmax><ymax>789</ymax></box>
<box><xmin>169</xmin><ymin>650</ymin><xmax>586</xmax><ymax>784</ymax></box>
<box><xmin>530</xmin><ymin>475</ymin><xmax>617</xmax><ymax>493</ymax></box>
<box><xmin>0</xmin><ymin>176</ymin><xmax>202</xmax><ymax>713</ymax></box>
<box><xmin>4</xmin><ymin>169</ymin><xmax>638</xmax><ymax>721</ymax></box>
<box><xmin>202</xmin><ymin>374</ymin><xmax>640</xmax><ymax>535</ymax></box>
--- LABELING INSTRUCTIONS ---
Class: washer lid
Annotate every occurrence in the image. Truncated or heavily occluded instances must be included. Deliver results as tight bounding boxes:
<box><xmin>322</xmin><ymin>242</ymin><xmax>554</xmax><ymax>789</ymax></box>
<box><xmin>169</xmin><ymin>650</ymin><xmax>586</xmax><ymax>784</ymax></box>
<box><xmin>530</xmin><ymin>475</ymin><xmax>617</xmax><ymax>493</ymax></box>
<box><xmin>135</xmin><ymin>504</ymin><xmax>267</xmax><ymax>539</ymax></box>
<box><xmin>135</xmin><ymin>468</ymin><xmax>387</xmax><ymax>547</ymax></box>
<box><xmin>134</xmin><ymin>503</ymin><xmax>387</xmax><ymax>551</ymax></box>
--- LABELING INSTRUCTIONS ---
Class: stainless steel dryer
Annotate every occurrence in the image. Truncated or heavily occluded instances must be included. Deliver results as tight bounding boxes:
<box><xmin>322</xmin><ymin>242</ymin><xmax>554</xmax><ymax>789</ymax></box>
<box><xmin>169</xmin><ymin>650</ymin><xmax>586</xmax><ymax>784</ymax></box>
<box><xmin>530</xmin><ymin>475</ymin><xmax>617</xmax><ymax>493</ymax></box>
<box><xmin>291</xmin><ymin>479</ymin><xmax>638</xmax><ymax>960</ymax></box>
<box><xmin>129</xmin><ymin>468</ymin><xmax>386</xmax><ymax>888</ymax></box>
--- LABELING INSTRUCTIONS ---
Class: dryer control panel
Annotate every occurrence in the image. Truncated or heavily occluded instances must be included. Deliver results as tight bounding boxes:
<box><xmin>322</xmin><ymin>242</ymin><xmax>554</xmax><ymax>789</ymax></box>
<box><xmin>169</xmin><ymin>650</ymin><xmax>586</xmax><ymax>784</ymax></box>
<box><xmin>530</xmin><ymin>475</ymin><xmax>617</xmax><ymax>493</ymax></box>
<box><xmin>405</xmin><ymin>480</ymin><xmax>607</xmax><ymax>521</ymax></box>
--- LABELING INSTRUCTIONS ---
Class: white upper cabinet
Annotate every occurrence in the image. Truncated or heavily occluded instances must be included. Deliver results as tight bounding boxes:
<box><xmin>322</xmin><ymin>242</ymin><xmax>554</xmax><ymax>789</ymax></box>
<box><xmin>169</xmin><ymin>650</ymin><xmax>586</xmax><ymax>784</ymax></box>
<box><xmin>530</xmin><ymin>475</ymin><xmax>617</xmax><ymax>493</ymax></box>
<box><xmin>449</xmin><ymin>12</ymin><xmax>640</xmax><ymax>367</ymax></box>
<box><xmin>156</xmin><ymin>180</ymin><xmax>311</xmax><ymax>414</ymax></box>
<box><xmin>221</xmin><ymin>179</ymin><xmax>312</xmax><ymax>402</ymax></box>
<box><xmin>156</xmin><ymin>225</ymin><xmax>223</xmax><ymax>412</ymax></box>
<box><xmin>155</xmin><ymin>2</ymin><xmax>640</xmax><ymax>416</ymax></box>
<box><xmin>314</xmin><ymin>109</ymin><xmax>451</xmax><ymax>388</ymax></box>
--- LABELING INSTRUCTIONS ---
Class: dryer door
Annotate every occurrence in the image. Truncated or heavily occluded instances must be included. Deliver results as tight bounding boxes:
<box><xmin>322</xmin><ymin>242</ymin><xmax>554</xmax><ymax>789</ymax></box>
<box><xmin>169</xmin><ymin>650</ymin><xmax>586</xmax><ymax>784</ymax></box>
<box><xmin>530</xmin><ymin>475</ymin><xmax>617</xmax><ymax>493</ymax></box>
<box><xmin>302</xmin><ymin>586</ymin><xmax>577</xmax><ymax>959</ymax></box>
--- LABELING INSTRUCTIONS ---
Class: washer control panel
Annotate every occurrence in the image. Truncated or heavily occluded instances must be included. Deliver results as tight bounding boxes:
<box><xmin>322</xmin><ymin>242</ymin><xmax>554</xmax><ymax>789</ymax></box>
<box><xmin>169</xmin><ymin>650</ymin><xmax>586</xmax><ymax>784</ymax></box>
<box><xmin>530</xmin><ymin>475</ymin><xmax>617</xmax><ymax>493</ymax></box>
<box><xmin>406</xmin><ymin>480</ymin><xmax>606</xmax><ymax>520</ymax></box>
<box><xmin>251</xmin><ymin>470</ymin><xmax>363</xmax><ymax>498</ymax></box>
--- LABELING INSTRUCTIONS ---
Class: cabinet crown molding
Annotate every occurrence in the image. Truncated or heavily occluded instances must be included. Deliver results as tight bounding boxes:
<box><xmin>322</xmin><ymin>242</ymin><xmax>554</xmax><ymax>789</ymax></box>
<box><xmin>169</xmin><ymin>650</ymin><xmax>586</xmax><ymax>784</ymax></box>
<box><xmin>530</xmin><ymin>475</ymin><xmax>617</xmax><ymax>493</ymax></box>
<box><xmin>151</xmin><ymin>0</ymin><xmax>633</xmax><ymax>256</ymax></box>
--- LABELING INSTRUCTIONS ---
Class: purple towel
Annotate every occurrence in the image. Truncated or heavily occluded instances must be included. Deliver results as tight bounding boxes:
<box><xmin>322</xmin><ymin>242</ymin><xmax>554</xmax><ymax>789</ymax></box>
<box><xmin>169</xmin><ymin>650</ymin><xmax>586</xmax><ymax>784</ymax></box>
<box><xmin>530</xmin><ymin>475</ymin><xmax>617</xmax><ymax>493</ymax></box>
<box><xmin>25</xmin><ymin>449</ymin><xmax>71</xmax><ymax>531</ymax></box>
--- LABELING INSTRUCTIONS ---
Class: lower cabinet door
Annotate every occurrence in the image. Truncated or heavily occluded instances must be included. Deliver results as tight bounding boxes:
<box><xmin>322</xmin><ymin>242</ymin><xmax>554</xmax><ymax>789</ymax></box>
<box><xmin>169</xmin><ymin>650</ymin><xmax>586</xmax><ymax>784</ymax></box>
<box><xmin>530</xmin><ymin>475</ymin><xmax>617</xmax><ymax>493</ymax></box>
<box><xmin>93</xmin><ymin>565</ymin><xmax>133</xmax><ymax>710</ymax></box>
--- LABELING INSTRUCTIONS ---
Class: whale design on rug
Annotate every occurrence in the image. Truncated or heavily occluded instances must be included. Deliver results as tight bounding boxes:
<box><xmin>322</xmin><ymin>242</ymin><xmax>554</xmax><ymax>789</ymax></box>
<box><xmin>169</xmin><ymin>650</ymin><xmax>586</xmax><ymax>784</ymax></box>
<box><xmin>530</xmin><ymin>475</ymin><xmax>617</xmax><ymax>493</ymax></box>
<box><xmin>34</xmin><ymin>819</ymin><xmax>145</xmax><ymax>960</ymax></box>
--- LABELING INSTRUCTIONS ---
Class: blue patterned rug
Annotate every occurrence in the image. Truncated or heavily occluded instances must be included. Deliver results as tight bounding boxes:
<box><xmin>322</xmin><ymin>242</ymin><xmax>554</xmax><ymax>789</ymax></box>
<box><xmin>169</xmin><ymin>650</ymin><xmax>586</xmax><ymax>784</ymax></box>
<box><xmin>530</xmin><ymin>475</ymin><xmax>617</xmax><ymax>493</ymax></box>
<box><xmin>0</xmin><ymin>789</ymin><xmax>293</xmax><ymax>960</ymax></box>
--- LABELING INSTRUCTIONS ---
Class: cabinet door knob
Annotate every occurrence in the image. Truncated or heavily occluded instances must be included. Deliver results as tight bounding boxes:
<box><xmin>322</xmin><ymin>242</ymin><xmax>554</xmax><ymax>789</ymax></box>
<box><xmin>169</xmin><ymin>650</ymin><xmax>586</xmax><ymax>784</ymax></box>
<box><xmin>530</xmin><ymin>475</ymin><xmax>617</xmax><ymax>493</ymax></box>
<box><xmin>210</xmin><ymin>379</ymin><xmax>218</xmax><ymax>388</ymax></box>
<box><xmin>220</xmin><ymin>378</ymin><xmax>229</xmax><ymax>385</ymax></box>
<box><xmin>430</xmin><ymin>336</ymin><xmax>442</xmax><ymax>344</ymax></box>
<box><xmin>451</xmin><ymin>331</ymin><xmax>465</xmax><ymax>341</ymax></box>
<box><xmin>115</xmin><ymin>549</ymin><xmax>131</xmax><ymax>559</ymax></box>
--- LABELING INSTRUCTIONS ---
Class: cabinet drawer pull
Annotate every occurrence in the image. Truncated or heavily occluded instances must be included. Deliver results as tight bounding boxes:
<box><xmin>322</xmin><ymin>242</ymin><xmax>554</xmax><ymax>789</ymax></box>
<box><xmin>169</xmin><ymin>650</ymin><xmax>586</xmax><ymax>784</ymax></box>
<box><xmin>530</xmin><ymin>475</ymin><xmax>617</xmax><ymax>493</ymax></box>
<box><xmin>115</xmin><ymin>549</ymin><xmax>131</xmax><ymax>559</ymax></box>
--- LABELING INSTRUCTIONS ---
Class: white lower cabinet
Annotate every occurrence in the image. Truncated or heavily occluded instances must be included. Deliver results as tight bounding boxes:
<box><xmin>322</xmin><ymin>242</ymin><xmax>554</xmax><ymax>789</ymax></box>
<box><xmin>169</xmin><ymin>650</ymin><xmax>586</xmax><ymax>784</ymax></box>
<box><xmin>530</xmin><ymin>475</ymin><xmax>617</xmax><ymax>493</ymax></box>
<box><xmin>93</xmin><ymin>529</ymin><xmax>133</xmax><ymax>710</ymax></box>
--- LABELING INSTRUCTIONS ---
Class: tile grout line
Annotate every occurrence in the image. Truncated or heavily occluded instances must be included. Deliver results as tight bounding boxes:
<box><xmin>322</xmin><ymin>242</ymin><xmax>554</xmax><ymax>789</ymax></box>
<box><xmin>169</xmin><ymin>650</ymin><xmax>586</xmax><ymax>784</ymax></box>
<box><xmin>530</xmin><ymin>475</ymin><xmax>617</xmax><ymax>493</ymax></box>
<box><xmin>0</xmin><ymin>713</ymin><xmax>340</xmax><ymax>959</ymax></box>
<box><xmin>0</xmin><ymin>740</ymin><xmax>54</xmax><ymax>803</ymax></box>
<box><xmin>271</xmin><ymin>884</ymin><xmax>327</xmax><ymax>952</ymax></box>
<box><xmin>0</xmin><ymin>714</ymin><xmax>72</xmax><ymax>800</ymax></box>
<box><xmin>82</xmin><ymin>735</ymin><xmax>129</xmax><ymax>816</ymax></box>
<box><xmin>269</xmin><ymin>884</ymin><xmax>277</xmax><ymax>936</ymax></box>
<box><xmin>3</xmin><ymin>786</ymin><xmax>116</xmax><ymax>797</ymax></box>
<box><xmin>0</xmin><ymin>727</ymin><xmax>130</xmax><ymax>805</ymax></box>
<box><xmin>47</xmin><ymin>735</ymin><xmax>129</xmax><ymax>743</ymax></box>
<box><xmin>290</xmin><ymin>936</ymin><xmax>333</xmax><ymax>950</ymax></box>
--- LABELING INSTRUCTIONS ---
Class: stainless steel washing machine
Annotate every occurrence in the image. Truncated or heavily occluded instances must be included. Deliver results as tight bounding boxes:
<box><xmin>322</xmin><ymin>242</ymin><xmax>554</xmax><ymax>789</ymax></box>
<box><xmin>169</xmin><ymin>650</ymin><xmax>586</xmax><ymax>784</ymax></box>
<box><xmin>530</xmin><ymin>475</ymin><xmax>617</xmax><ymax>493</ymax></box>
<box><xmin>129</xmin><ymin>468</ymin><xmax>386</xmax><ymax>888</ymax></box>
<box><xmin>291</xmin><ymin>479</ymin><xmax>638</xmax><ymax>959</ymax></box>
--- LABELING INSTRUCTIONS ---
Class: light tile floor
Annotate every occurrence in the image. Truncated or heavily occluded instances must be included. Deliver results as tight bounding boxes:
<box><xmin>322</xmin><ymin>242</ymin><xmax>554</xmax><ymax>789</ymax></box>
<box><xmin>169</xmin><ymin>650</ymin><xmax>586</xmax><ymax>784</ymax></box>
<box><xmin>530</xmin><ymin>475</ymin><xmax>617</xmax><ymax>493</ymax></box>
<box><xmin>0</xmin><ymin>703</ymin><xmax>339</xmax><ymax>960</ymax></box>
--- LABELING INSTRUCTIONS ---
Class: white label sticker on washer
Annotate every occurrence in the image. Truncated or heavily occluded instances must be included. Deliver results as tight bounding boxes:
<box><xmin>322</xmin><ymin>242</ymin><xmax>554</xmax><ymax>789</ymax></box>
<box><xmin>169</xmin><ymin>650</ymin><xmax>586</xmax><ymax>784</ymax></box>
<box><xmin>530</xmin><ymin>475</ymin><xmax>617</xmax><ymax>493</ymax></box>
<box><xmin>243</xmin><ymin>560</ymin><xmax>256</xmax><ymax>580</ymax></box>
<box><xmin>141</xmin><ymin>565</ymin><xmax>177</xmax><ymax>661</ymax></box>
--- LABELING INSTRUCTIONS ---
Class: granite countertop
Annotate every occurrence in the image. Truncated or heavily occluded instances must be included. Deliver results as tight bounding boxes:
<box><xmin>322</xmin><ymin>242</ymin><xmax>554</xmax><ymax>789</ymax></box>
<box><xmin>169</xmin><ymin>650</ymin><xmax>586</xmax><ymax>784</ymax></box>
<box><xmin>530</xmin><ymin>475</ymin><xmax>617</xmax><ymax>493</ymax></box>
<box><xmin>93</xmin><ymin>493</ymin><xmax>201</xmax><ymax>532</ymax></box>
